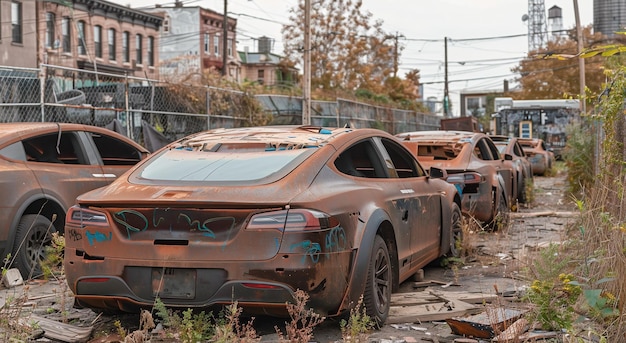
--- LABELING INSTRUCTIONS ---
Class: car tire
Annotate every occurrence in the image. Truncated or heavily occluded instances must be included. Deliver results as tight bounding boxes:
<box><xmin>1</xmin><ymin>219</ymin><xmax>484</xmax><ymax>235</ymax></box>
<box><xmin>12</xmin><ymin>214</ymin><xmax>56</xmax><ymax>279</ymax></box>
<box><xmin>364</xmin><ymin>235</ymin><xmax>391</xmax><ymax>328</ymax></box>
<box><xmin>487</xmin><ymin>191</ymin><xmax>510</xmax><ymax>232</ymax></box>
<box><xmin>448</xmin><ymin>203</ymin><xmax>463</xmax><ymax>258</ymax></box>
<box><xmin>518</xmin><ymin>177</ymin><xmax>528</xmax><ymax>204</ymax></box>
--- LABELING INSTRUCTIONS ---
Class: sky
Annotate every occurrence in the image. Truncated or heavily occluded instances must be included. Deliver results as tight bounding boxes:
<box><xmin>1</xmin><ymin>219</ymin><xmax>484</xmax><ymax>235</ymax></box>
<box><xmin>121</xmin><ymin>0</ymin><xmax>594</xmax><ymax>115</ymax></box>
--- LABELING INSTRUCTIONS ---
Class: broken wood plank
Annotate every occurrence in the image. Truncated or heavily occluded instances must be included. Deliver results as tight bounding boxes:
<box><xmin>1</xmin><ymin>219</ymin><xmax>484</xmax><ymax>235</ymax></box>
<box><xmin>510</xmin><ymin>211</ymin><xmax>577</xmax><ymax>219</ymax></box>
<box><xmin>492</xmin><ymin>318</ymin><xmax>529</xmax><ymax>341</ymax></box>
<box><xmin>389</xmin><ymin>297</ymin><xmax>480</xmax><ymax>324</ymax></box>
<box><xmin>426</xmin><ymin>289</ymin><xmax>499</xmax><ymax>304</ymax></box>
<box><xmin>23</xmin><ymin>315</ymin><xmax>93</xmax><ymax>343</ymax></box>
<box><xmin>445</xmin><ymin>308</ymin><xmax>526</xmax><ymax>339</ymax></box>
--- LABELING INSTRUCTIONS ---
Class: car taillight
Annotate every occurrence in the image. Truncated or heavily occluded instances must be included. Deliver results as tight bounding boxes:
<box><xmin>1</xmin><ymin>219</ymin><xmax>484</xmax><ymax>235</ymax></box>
<box><xmin>446</xmin><ymin>172</ymin><xmax>483</xmax><ymax>184</ymax></box>
<box><xmin>247</xmin><ymin>209</ymin><xmax>339</xmax><ymax>232</ymax></box>
<box><xmin>67</xmin><ymin>206</ymin><xmax>109</xmax><ymax>226</ymax></box>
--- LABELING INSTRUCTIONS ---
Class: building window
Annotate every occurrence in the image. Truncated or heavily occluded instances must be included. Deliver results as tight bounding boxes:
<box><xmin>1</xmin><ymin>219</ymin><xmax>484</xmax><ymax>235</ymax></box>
<box><xmin>62</xmin><ymin>17</ymin><xmax>71</xmax><ymax>53</ymax></box>
<box><xmin>147</xmin><ymin>36</ymin><xmax>154</xmax><ymax>66</ymax></box>
<box><xmin>519</xmin><ymin>121</ymin><xmax>532</xmax><ymax>138</ymax></box>
<box><xmin>204</xmin><ymin>33</ymin><xmax>209</xmax><ymax>53</ymax></box>
<box><xmin>135</xmin><ymin>34</ymin><xmax>143</xmax><ymax>65</ymax></box>
<box><xmin>228</xmin><ymin>38</ymin><xmax>232</xmax><ymax>56</ymax></box>
<box><xmin>45</xmin><ymin>12</ymin><xmax>56</xmax><ymax>48</ymax></box>
<box><xmin>108</xmin><ymin>28</ymin><xmax>116</xmax><ymax>60</ymax></box>
<box><xmin>94</xmin><ymin>25</ymin><xmax>102</xmax><ymax>58</ymax></box>
<box><xmin>122</xmin><ymin>31</ymin><xmax>130</xmax><ymax>62</ymax></box>
<box><xmin>213</xmin><ymin>35</ymin><xmax>220</xmax><ymax>56</ymax></box>
<box><xmin>257</xmin><ymin>69</ymin><xmax>264</xmax><ymax>84</ymax></box>
<box><xmin>11</xmin><ymin>1</ymin><xmax>22</xmax><ymax>44</ymax></box>
<box><xmin>163</xmin><ymin>15</ymin><xmax>170</xmax><ymax>33</ymax></box>
<box><xmin>77</xmin><ymin>20</ymin><xmax>86</xmax><ymax>55</ymax></box>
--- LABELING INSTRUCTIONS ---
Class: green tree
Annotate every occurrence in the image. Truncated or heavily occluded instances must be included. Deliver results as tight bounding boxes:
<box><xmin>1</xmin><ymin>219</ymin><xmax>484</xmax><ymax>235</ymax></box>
<box><xmin>511</xmin><ymin>26</ymin><xmax>606</xmax><ymax>100</ymax></box>
<box><xmin>283</xmin><ymin>0</ymin><xmax>411</xmax><ymax>99</ymax></box>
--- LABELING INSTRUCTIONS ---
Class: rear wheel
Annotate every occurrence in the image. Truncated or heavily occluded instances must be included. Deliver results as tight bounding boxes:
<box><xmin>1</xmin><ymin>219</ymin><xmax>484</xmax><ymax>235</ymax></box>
<box><xmin>448</xmin><ymin>203</ymin><xmax>463</xmax><ymax>257</ymax></box>
<box><xmin>364</xmin><ymin>235</ymin><xmax>391</xmax><ymax>327</ymax></box>
<box><xmin>487</xmin><ymin>191</ymin><xmax>510</xmax><ymax>232</ymax></box>
<box><xmin>12</xmin><ymin>214</ymin><xmax>56</xmax><ymax>279</ymax></box>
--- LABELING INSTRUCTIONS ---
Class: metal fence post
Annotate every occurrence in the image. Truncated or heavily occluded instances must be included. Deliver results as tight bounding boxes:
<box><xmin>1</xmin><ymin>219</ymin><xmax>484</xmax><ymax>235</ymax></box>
<box><xmin>39</xmin><ymin>65</ymin><xmax>46</xmax><ymax>122</ymax></box>
<box><xmin>206</xmin><ymin>87</ymin><xmax>211</xmax><ymax>130</ymax></box>
<box><xmin>124</xmin><ymin>72</ymin><xmax>131</xmax><ymax>139</ymax></box>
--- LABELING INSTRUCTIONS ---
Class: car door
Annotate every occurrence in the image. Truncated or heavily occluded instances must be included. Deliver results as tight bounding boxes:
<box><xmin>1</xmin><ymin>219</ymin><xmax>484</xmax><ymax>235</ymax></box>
<box><xmin>377</xmin><ymin>138</ymin><xmax>442</xmax><ymax>271</ymax></box>
<box><xmin>22</xmin><ymin>131</ymin><xmax>109</xmax><ymax>210</ymax></box>
<box><xmin>80</xmin><ymin>130</ymin><xmax>146</xmax><ymax>183</ymax></box>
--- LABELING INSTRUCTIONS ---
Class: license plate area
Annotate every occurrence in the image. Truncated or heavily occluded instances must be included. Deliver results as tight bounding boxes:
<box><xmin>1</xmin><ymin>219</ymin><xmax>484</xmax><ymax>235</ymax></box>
<box><xmin>152</xmin><ymin>268</ymin><xmax>196</xmax><ymax>299</ymax></box>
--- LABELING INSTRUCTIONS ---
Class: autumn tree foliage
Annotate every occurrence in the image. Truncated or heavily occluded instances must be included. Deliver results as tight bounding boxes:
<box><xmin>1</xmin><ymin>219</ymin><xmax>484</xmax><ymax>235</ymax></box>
<box><xmin>511</xmin><ymin>26</ymin><xmax>607</xmax><ymax>100</ymax></box>
<box><xmin>282</xmin><ymin>0</ymin><xmax>421</xmax><ymax>107</ymax></box>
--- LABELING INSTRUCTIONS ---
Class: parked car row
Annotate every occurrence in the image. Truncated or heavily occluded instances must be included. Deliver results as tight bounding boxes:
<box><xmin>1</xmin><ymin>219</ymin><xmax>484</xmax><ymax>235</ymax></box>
<box><xmin>0</xmin><ymin>123</ymin><xmax>549</xmax><ymax>327</ymax></box>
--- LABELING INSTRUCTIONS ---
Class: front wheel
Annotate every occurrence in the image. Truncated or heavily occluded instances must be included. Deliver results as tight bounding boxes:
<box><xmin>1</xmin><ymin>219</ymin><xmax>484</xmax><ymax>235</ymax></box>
<box><xmin>363</xmin><ymin>235</ymin><xmax>391</xmax><ymax>328</ymax></box>
<box><xmin>12</xmin><ymin>214</ymin><xmax>56</xmax><ymax>279</ymax></box>
<box><xmin>448</xmin><ymin>203</ymin><xmax>463</xmax><ymax>258</ymax></box>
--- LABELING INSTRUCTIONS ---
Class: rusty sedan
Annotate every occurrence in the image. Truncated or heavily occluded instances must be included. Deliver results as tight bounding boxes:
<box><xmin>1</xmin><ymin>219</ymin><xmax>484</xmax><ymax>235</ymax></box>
<box><xmin>518</xmin><ymin>138</ymin><xmax>554</xmax><ymax>176</ymax></box>
<box><xmin>396</xmin><ymin>131</ymin><xmax>513</xmax><ymax>231</ymax></box>
<box><xmin>64</xmin><ymin>126</ymin><xmax>462</xmax><ymax>326</ymax></box>
<box><xmin>490</xmin><ymin>135</ymin><xmax>533</xmax><ymax>204</ymax></box>
<box><xmin>0</xmin><ymin>123</ymin><xmax>149</xmax><ymax>278</ymax></box>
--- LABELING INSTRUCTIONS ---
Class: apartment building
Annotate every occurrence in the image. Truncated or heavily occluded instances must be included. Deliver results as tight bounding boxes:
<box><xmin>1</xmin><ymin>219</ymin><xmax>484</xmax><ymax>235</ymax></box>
<box><xmin>0</xmin><ymin>0</ymin><xmax>38</xmax><ymax>68</ymax></box>
<box><xmin>145</xmin><ymin>2</ymin><xmax>240</xmax><ymax>81</ymax></box>
<box><xmin>37</xmin><ymin>0</ymin><xmax>162</xmax><ymax>78</ymax></box>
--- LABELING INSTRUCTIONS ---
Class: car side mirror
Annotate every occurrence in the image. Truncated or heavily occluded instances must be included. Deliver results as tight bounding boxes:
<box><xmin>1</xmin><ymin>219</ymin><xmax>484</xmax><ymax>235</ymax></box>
<box><xmin>429</xmin><ymin>167</ymin><xmax>448</xmax><ymax>180</ymax></box>
<box><xmin>504</xmin><ymin>153</ymin><xmax>513</xmax><ymax>161</ymax></box>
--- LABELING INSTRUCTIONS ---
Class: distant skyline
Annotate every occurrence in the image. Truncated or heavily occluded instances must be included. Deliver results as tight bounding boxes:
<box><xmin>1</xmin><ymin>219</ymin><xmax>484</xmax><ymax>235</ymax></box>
<box><xmin>123</xmin><ymin>0</ymin><xmax>593</xmax><ymax>115</ymax></box>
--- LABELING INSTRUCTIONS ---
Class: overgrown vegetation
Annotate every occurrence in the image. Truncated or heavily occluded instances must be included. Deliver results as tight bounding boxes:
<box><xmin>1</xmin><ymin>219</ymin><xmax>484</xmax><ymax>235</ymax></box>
<box><xmin>523</xmin><ymin>63</ymin><xmax>626</xmax><ymax>341</ymax></box>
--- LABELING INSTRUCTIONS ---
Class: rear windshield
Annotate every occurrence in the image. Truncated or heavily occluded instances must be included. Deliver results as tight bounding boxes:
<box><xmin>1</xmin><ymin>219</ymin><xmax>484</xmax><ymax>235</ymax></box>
<box><xmin>417</xmin><ymin>144</ymin><xmax>462</xmax><ymax>161</ymax></box>
<box><xmin>138</xmin><ymin>148</ymin><xmax>314</xmax><ymax>182</ymax></box>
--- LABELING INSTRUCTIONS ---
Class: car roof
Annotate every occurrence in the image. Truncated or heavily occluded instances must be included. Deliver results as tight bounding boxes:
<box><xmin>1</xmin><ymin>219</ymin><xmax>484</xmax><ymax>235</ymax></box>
<box><xmin>396</xmin><ymin>130</ymin><xmax>482</xmax><ymax>144</ymax></box>
<box><xmin>173</xmin><ymin>125</ymin><xmax>380</xmax><ymax>151</ymax></box>
<box><xmin>0</xmin><ymin>122</ymin><xmax>148</xmax><ymax>152</ymax></box>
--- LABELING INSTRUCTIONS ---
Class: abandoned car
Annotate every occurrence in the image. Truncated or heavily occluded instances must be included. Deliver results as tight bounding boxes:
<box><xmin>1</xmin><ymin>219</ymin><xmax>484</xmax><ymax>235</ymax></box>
<box><xmin>490</xmin><ymin>135</ymin><xmax>533</xmax><ymax>204</ymax></box>
<box><xmin>517</xmin><ymin>138</ymin><xmax>554</xmax><ymax>176</ymax></box>
<box><xmin>64</xmin><ymin>125</ymin><xmax>462</xmax><ymax>326</ymax></box>
<box><xmin>0</xmin><ymin>122</ymin><xmax>149</xmax><ymax>278</ymax></box>
<box><xmin>396</xmin><ymin>130</ymin><xmax>514</xmax><ymax>231</ymax></box>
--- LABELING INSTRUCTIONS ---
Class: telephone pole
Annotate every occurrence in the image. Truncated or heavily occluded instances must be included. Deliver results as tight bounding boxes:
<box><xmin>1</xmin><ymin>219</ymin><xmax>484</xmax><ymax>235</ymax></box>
<box><xmin>302</xmin><ymin>0</ymin><xmax>311</xmax><ymax>125</ymax></box>
<box><xmin>444</xmin><ymin>37</ymin><xmax>450</xmax><ymax>117</ymax></box>
<box><xmin>221</xmin><ymin>0</ymin><xmax>228</xmax><ymax>77</ymax></box>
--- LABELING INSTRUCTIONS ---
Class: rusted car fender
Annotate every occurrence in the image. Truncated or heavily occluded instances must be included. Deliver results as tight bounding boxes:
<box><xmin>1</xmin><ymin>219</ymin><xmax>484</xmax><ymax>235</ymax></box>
<box><xmin>336</xmin><ymin>207</ymin><xmax>396</xmax><ymax>315</ymax></box>
<box><xmin>438</xmin><ymin>192</ymin><xmax>462</xmax><ymax>256</ymax></box>
<box><xmin>3</xmin><ymin>192</ymin><xmax>66</xmax><ymax>259</ymax></box>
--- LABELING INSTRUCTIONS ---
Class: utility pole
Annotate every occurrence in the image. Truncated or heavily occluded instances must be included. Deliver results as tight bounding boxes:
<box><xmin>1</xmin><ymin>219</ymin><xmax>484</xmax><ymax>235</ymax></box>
<box><xmin>444</xmin><ymin>37</ymin><xmax>450</xmax><ymax>117</ymax></box>
<box><xmin>302</xmin><ymin>0</ymin><xmax>311</xmax><ymax>125</ymax></box>
<box><xmin>573</xmin><ymin>0</ymin><xmax>586</xmax><ymax>113</ymax></box>
<box><xmin>221</xmin><ymin>0</ymin><xmax>228</xmax><ymax>77</ymax></box>
<box><xmin>393</xmin><ymin>32</ymin><xmax>399</xmax><ymax>78</ymax></box>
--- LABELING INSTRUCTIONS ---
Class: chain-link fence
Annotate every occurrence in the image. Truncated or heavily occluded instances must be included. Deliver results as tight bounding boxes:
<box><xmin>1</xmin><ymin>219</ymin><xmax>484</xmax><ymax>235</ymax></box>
<box><xmin>0</xmin><ymin>64</ymin><xmax>441</xmax><ymax>151</ymax></box>
<box><xmin>257</xmin><ymin>95</ymin><xmax>440</xmax><ymax>133</ymax></box>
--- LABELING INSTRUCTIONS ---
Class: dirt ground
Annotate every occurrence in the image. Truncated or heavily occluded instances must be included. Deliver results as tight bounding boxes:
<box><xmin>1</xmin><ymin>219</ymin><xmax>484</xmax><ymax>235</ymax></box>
<box><xmin>0</xmin><ymin>170</ymin><xmax>576</xmax><ymax>342</ymax></box>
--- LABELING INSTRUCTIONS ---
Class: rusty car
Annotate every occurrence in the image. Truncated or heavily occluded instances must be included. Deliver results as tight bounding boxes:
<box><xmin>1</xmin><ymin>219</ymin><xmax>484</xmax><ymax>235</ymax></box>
<box><xmin>64</xmin><ymin>125</ymin><xmax>462</xmax><ymax>326</ymax></box>
<box><xmin>517</xmin><ymin>138</ymin><xmax>555</xmax><ymax>176</ymax></box>
<box><xmin>0</xmin><ymin>122</ymin><xmax>149</xmax><ymax>278</ymax></box>
<box><xmin>396</xmin><ymin>130</ymin><xmax>514</xmax><ymax>231</ymax></box>
<box><xmin>490</xmin><ymin>135</ymin><xmax>533</xmax><ymax>204</ymax></box>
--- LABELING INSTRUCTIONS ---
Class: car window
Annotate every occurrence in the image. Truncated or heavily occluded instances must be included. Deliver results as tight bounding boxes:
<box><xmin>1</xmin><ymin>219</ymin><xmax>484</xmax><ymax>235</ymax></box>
<box><xmin>513</xmin><ymin>142</ymin><xmax>525</xmax><ymax>157</ymax></box>
<box><xmin>140</xmin><ymin>147</ymin><xmax>314</xmax><ymax>182</ymax></box>
<box><xmin>334</xmin><ymin>139</ymin><xmax>386</xmax><ymax>178</ymax></box>
<box><xmin>485</xmin><ymin>139</ymin><xmax>502</xmax><ymax>160</ymax></box>
<box><xmin>22</xmin><ymin>132</ymin><xmax>87</xmax><ymax>164</ymax></box>
<box><xmin>0</xmin><ymin>142</ymin><xmax>27</xmax><ymax>161</ymax></box>
<box><xmin>89</xmin><ymin>132</ymin><xmax>143</xmax><ymax>166</ymax></box>
<box><xmin>380</xmin><ymin>138</ymin><xmax>425</xmax><ymax>178</ymax></box>
<box><xmin>474</xmin><ymin>139</ymin><xmax>494</xmax><ymax>161</ymax></box>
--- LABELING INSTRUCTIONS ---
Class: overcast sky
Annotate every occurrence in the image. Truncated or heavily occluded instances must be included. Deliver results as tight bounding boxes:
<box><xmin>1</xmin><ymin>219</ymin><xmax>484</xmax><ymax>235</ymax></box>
<box><xmin>122</xmin><ymin>0</ymin><xmax>593</xmax><ymax>115</ymax></box>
